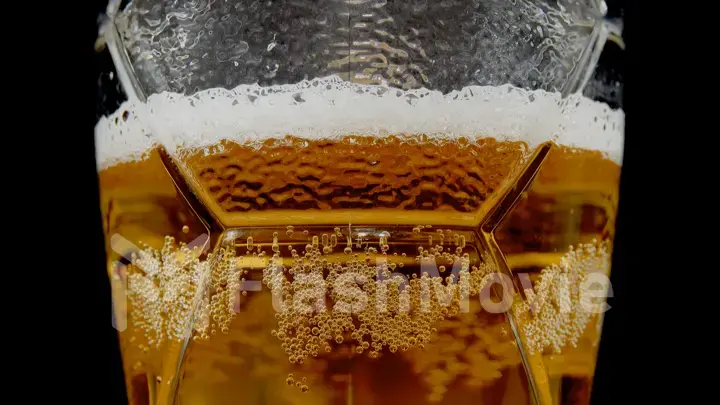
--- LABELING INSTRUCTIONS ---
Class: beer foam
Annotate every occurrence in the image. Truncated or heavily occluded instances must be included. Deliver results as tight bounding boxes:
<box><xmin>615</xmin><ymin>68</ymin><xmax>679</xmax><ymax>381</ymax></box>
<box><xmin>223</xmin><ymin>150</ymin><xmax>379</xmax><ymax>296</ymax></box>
<box><xmin>95</xmin><ymin>76</ymin><xmax>624</xmax><ymax>170</ymax></box>
<box><xmin>94</xmin><ymin>105</ymin><xmax>157</xmax><ymax>169</ymax></box>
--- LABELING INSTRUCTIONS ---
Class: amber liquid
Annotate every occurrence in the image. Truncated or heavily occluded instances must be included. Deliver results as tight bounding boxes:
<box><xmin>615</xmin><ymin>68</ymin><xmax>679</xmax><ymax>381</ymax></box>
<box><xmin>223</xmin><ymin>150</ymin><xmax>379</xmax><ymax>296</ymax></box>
<box><xmin>101</xmin><ymin>136</ymin><xmax>620</xmax><ymax>405</ymax></box>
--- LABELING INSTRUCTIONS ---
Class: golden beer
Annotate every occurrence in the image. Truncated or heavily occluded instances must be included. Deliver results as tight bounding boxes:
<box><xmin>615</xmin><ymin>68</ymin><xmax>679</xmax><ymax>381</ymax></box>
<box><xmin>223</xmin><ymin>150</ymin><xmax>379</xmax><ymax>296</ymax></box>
<box><xmin>97</xmin><ymin>79</ymin><xmax>622</xmax><ymax>405</ymax></box>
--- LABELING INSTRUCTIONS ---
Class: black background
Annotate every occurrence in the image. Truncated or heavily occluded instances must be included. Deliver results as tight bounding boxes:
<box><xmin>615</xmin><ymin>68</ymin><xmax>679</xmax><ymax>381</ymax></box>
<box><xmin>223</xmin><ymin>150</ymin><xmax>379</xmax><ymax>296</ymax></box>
<box><xmin>12</xmin><ymin>1</ymin><xmax>703</xmax><ymax>404</ymax></box>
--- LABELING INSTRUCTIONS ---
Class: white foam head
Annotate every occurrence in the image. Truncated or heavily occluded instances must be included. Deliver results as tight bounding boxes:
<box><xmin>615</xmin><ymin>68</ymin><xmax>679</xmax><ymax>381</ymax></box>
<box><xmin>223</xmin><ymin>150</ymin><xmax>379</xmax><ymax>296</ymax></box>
<box><xmin>95</xmin><ymin>76</ymin><xmax>624</xmax><ymax>170</ymax></box>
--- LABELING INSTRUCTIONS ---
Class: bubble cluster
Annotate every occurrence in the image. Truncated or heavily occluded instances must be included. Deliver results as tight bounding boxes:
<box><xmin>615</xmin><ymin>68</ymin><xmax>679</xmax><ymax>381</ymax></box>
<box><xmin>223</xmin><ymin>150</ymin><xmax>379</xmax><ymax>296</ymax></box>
<box><xmin>400</xmin><ymin>239</ymin><xmax>611</xmax><ymax>403</ymax></box>
<box><xmin>125</xmin><ymin>236</ymin><xmax>240</xmax><ymax>347</ymax></box>
<box><xmin>513</xmin><ymin>240</ymin><xmax>612</xmax><ymax>354</ymax></box>
<box><xmin>122</xmin><ymin>227</ymin><xmax>611</xmax><ymax>400</ymax></box>
<box><xmin>259</xmin><ymin>227</ymin><xmax>498</xmax><ymax>393</ymax></box>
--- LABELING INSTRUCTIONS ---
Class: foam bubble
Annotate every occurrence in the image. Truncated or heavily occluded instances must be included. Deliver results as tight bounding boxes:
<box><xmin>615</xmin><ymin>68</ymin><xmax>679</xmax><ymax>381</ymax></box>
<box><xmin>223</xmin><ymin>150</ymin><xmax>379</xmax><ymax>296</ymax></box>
<box><xmin>94</xmin><ymin>106</ymin><xmax>156</xmax><ymax>169</ymax></box>
<box><xmin>95</xmin><ymin>76</ymin><xmax>624</xmax><ymax>170</ymax></box>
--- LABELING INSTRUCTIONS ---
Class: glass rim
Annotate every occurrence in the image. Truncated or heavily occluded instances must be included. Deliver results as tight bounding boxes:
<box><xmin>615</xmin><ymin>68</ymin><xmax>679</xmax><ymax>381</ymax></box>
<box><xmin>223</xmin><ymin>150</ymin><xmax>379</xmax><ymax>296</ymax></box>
<box><xmin>99</xmin><ymin>0</ymin><xmax>622</xmax><ymax>105</ymax></box>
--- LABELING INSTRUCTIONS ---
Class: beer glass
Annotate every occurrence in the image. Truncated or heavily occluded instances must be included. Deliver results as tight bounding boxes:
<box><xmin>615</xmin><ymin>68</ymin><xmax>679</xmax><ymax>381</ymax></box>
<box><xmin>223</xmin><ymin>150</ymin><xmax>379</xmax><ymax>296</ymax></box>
<box><xmin>96</xmin><ymin>1</ymin><xmax>623</xmax><ymax>404</ymax></box>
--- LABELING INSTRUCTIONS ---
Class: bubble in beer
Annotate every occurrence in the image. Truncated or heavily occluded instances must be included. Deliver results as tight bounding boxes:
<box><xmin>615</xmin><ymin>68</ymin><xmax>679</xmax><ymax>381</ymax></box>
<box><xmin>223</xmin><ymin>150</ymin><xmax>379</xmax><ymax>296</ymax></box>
<box><xmin>182</xmin><ymin>225</ymin><xmax>189</xmax><ymax>234</ymax></box>
<box><xmin>120</xmin><ymin>217</ymin><xmax>611</xmax><ymax>401</ymax></box>
<box><xmin>246</xmin><ymin>237</ymin><xmax>253</xmax><ymax>250</ymax></box>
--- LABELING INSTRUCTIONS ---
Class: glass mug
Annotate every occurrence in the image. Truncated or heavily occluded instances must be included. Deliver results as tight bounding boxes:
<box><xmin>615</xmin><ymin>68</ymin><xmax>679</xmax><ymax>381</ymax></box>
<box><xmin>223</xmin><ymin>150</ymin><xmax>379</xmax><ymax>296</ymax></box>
<box><xmin>96</xmin><ymin>1</ymin><xmax>624</xmax><ymax>404</ymax></box>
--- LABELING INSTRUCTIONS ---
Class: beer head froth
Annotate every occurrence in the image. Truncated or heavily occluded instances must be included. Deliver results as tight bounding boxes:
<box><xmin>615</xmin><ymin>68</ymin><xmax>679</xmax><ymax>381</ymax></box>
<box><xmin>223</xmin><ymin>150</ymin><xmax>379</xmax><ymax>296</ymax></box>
<box><xmin>95</xmin><ymin>76</ymin><xmax>624</xmax><ymax>170</ymax></box>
